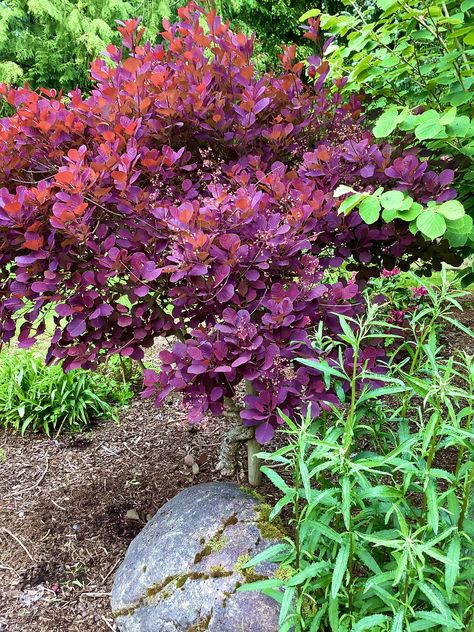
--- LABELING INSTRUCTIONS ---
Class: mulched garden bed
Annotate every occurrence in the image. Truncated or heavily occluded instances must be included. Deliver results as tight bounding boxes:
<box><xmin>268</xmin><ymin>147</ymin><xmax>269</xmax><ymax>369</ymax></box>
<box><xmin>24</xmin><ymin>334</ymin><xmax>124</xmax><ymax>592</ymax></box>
<box><xmin>1</xmin><ymin>300</ymin><xmax>473</xmax><ymax>632</ymax></box>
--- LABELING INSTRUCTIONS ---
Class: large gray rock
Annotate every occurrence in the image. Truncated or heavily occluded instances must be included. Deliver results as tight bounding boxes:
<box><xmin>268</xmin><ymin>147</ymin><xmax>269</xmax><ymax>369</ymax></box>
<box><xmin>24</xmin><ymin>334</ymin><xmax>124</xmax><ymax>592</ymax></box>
<box><xmin>111</xmin><ymin>482</ymin><xmax>285</xmax><ymax>632</ymax></box>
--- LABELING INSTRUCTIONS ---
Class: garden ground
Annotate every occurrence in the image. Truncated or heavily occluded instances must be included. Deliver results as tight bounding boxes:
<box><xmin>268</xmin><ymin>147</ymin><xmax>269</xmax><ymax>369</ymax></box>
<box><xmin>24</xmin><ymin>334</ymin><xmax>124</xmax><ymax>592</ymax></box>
<box><xmin>1</xmin><ymin>300</ymin><xmax>473</xmax><ymax>632</ymax></box>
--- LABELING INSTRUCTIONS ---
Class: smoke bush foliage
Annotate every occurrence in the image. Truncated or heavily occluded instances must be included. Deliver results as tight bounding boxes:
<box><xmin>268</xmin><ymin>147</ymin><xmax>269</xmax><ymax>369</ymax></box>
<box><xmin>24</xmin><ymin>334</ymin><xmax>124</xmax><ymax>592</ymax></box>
<box><xmin>0</xmin><ymin>4</ymin><xmax>461</xmax><ymax>442</ymax></box>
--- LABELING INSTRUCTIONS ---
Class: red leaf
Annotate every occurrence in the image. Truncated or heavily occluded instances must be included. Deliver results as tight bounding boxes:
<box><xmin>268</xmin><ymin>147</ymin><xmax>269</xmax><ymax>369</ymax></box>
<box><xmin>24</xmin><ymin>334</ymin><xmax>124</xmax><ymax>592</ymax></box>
<box><xmin>55</xmin><ymin>171</ymin><xmax>75</xmax><ymax>185</ymax></box>
<box><xmin>123</xmin><ymin>57</ymin><xmax>141</xmax><ymax>73</ymax></box>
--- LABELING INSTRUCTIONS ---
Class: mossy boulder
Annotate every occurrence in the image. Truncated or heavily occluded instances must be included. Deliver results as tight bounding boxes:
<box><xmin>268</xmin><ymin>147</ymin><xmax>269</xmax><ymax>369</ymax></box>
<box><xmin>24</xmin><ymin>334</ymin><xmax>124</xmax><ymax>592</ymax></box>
<box><xmin>111</xmin><ymin>482</ymin><xmax>285</xmax><ymax>631</ymax></box>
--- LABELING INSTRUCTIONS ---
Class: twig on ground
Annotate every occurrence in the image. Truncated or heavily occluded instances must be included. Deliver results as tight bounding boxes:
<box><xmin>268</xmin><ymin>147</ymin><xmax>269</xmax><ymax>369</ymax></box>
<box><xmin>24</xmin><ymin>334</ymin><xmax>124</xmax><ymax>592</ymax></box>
<box><xmin>101</xmin><ymin>559</ymin><xmax>120</xmax><ymax>585</ymax></box>
<box><xmin>5</xmin><ymin>458</ymin><xmax>49</xmax><ymax>498</ymax></box>
<box><xmin>123</xmin><ymin>442</ymin><xmax>141</xmax><ymax>458</ymax></box>
<box><xmin>101</xmin><ymin>615</ymin><xmax>117</xmax><ymax>631</ymax></box>
<box><xmin>0</xmin><ymin>527</ymin><xmax>35</xmax><ymax>562</ymax></box>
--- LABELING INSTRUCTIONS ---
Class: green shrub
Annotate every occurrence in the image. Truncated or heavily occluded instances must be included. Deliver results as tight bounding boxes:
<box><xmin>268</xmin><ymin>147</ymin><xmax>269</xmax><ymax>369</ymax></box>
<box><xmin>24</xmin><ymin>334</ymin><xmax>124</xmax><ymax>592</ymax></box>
<box><xmin>241</xmin><ymin>272</ymin><xmax>474</xmax><ymax>631</ymax></box>
<box><xmin>302</xmin><ymin>0</ymin><xmax>474</xmax><ymax>272</ymax></box>
<box><xmin>0</xmin><ymin>350</ymin><xmax>133</xmax><ymax>435</ymax></box>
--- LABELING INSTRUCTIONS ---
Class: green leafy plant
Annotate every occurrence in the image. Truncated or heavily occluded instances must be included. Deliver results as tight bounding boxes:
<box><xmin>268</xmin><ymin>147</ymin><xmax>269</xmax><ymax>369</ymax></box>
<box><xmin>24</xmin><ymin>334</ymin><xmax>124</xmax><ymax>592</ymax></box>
<box><xmin>302</xmin><ymin>0</ymin><xmax>474</xmax><ymax>271</ymax></box>
<box><xmin>0</xmin><ymin>350</ymin><xmax>132</xmax><ymax>435</ymax></box>
<box><xmin>335</xmin><ymin>185</ymin><xmax>471</xmax><ymax>248</ymax></box>
<box><xmin>240</xmin><ymin>279</ymin><xmax>474</xmax><ymax>631</ymax></box>
<box><xmin>0</xmin><ymin>0</ymin><xmax>179</xmax><ymax>92</ymax></box>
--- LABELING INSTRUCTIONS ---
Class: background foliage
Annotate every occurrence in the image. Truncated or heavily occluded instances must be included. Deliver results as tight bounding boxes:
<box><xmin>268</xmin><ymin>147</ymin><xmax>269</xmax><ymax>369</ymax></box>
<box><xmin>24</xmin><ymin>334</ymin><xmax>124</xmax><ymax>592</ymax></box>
<box><xmin>0</xmin><ymin>349</ymin><xmax>133</xmax><ymax>435</ymax></box>
<box><xmin>0</xmin><ymin>0</ymin><xmax>175</xmax><ymax>91</ymax></box>
<box><xmin>302</xmin><ymin>0</ymin><xmax>474</xmax><ymax>277</ymax></box>
<box><xmin>0</xmin><ymin>0</ymin><xmax>350</xmax><ymax>91</ymax></box>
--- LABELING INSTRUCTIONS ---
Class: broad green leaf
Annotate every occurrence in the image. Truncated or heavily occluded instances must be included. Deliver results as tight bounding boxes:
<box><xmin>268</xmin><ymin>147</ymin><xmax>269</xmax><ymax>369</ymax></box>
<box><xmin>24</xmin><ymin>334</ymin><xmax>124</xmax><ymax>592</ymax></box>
<box><xmin>299</xmin><ymin>8</ymin><xmax>321</xmax><ymax>21</ymax></box>
<box><xmin>436</xmin><ymin>200</ymin><xmax>465</xmax><ymax>220</ymax></box>
<box><xmin>377</xmin><ymin>0</ymin><xmax>397</xmax><ymax>9</ymax></box>
<box><xmin>395</xmin><ymin>202</ymin><xmax>423</xmax><ymax>221</ymax></box>
<box><xmin>373</xmin><ymin>108</ymin><xmax>400</xmax><ymax>138</ymax></box>
<box><xmin>416</xmin><ymin>211</ymin><xmax>446</xmax><ymax>239</ymax></box>
<box><xmin>439</xmin><ymin>107</ymin><xmax>457</xmax><ymax>125</ymax></box>
<box><xmin>339</xmin><ymin>193</ymin><xmax>365</xmax><ymax>215</ymax></box>
<box><xmin>380</xmin><ymin>190</ymin><xmax>405</xmax><ymax>210</ymax></box>
<box><xmin>461</xmin><ymin>0</ymin><xmax>474</xmax><ymax>9</ymax></box>
<box><xmin>334</xmin><ymin>184</ymin><xmax>356</xmax><ymax>197</ymax></box>
<box><xmin>415</xmin><ymin>120</ymin><xmax>444</xmax><ymax>140</ymax></box>
<box><xmin>359</xmin><ymin>196</ymin><xmax>381</xmax><ymax>224</ymax></box>
<box><xmin>446</xmin><ymin>115</ymin><xmax>471</xmax><ymax>137</ymax></box>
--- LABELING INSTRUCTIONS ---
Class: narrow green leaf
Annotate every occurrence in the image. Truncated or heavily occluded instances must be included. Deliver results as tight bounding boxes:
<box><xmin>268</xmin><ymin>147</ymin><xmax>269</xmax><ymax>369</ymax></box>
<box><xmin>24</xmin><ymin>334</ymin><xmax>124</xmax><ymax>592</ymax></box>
<box><xmin>351</xmin><ymin>614</ymin><xmax>390</xmax><ymax>632</ymax></box>
<box><xmin>243</xmin><ymin>543</ymin><xmax>290</xmax><ymax>568</ymax></box>
<box><xmin>279</xmin><ymin>585</ymin><xmax>295</xmax><ymax>626</ymax></box>
<box><xmin>328</xmin><ymin>595</ymin><xmax>339</xmax><ymax>631</ymax></box>
<box><xmin>445</xmin><ymin>534</ymin><xmax>460</xmax><ymax>598</ymax></box>
<box><xmin>426</xmin><ymin>479</ymin><xmax>439</xmax><ymax>535</ymax></box>
<box><xmin>342</xmin><ymin>476</ymin><xmax>351</xmax><ymax>530</ymax></box>
<box><xmin>412</xmin><ymin>610</ymin><xmax>463</xmax><ymax>629</ymax></box>
<box><xmin>417</xmin><ymin>581</ymin><xmax>451</xmax><ymax>619</ymax></box>
<box><xmin>331</xmin><ymin>539</ymin><xmax>349</xmax><ymax>599</ymax></box>
<box><xmin>237</xmin><ymin>578</ymin><xmax>285</xmax><ymax>592</ymax></box>
<box><xmin>260</xmin><ymin>467</ymin><xmax>291</xmax><ymax>494</ymax></box>
<box><xmin>310</xmin><ymin>604</ymin><xmax>328</xmax><ymax>632</ymax></box>
<box><xmin>287</xmin><ymin>561</ymin><xmax>328</xmax><ymax>586</ymax></box>
<box><xmin>391</xmin><ymin>608</ymin><xmax>404</xmax><ymax>632</ymax></box>
<box><xmin>441</xmin><ymin>315</ymin><xmax>474</xmax><ymax>339</ymax></box>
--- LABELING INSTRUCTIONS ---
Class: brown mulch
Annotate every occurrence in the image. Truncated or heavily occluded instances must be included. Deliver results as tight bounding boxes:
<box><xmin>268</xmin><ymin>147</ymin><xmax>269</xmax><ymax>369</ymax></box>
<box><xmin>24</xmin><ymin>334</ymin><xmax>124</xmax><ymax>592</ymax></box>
<box><xmin>0</xmin><ymin>394</ymin><xmax>279</xmax><ymax>632</ymax></box>
<box><xmin>0</xmin><ymin>299</ymin><xmax>473</xmax><ymax>632</ymax></box>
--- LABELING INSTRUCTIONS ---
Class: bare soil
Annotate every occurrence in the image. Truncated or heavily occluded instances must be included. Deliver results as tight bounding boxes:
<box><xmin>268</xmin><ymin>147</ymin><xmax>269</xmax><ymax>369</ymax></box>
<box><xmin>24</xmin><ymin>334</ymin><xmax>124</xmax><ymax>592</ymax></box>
<box><xmin>0</xmin><ymin>301</ymin><xmax>473</xmax><ymax>632</ymax></box>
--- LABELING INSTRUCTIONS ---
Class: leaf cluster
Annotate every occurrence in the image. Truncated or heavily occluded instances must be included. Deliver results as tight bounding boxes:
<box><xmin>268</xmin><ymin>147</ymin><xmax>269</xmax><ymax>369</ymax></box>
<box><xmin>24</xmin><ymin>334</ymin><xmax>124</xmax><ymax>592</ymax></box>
<box><xmin>242</xmin><ymin>273</ymin><xmax>474</xmax><ymax>631</ymax></box>
<box><xmin>301</xmin><ymin>0</ymin><xmax>474</xmax><ymax>264</ymax></box>
<box><xmin>0</xmin><ymin>349</ymin><xmax>132</xmax><ymax>435</ymax></box>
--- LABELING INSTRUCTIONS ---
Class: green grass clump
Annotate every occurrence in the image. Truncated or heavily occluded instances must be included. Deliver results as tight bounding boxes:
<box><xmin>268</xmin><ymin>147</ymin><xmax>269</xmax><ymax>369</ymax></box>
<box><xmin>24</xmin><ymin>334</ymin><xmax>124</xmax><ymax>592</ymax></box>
<box><xmin>0</xmin><ymin>349</ymin><xmax>133</xmax><ymax>436</ymax></box>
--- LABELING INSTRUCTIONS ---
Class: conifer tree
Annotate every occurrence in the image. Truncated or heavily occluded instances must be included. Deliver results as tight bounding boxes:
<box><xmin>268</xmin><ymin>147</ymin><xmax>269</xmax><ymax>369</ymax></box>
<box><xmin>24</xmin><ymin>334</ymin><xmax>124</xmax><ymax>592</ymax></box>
<box><xmin>0</xmin><ymin>0</ymin><xmax>137</xmax><ymax>90</ymax></box>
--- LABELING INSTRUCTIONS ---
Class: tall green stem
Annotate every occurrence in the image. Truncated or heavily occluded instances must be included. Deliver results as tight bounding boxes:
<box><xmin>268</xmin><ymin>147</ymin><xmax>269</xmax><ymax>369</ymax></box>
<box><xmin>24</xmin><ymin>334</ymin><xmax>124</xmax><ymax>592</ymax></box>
<box><xmin>458</xmin><ymin>462</ymin><xmax>474</xmax><ymax>532</ymax></box>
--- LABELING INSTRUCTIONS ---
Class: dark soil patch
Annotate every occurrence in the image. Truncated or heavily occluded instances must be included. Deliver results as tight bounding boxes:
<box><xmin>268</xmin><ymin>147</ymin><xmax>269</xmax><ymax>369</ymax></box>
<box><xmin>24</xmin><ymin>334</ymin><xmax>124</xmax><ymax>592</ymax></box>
<box><xmin>0</xmin><ymin>299</ymin><xmax>472</xmax><ymax>631</ymax></box>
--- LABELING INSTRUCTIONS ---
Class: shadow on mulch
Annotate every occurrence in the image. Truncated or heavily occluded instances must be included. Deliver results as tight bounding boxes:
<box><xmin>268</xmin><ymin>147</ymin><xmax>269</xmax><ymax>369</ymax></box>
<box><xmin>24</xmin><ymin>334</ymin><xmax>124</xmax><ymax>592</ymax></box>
<box><xmin>0</xmin><ymin>299</ymin><xmax>473</xmax><ymax>631</ymax></box>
